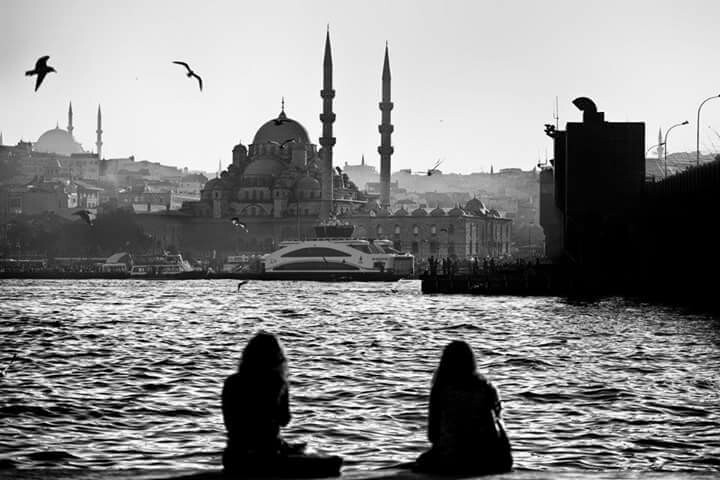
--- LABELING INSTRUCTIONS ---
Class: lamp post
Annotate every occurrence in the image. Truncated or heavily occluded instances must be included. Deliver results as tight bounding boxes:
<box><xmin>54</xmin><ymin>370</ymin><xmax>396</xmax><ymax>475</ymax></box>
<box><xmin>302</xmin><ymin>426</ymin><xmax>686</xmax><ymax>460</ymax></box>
<box><xmin>664</xmin><ymin>120</ymin><xmax>689</xmax><ymax>178</ymax></box>
<box><xmin>696</xmin><ymin>94</ymin><xmax>720</xmax><ymax>166</ymax></box>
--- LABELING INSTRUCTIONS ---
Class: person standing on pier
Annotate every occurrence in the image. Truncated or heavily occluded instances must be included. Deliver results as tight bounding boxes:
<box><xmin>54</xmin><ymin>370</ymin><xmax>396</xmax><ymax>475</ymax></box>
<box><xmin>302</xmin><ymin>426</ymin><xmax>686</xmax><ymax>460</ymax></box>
<box><xmin>413</xmin><ymin>340</ymin><xmax>512</xmax><ymax>474</ymax></box>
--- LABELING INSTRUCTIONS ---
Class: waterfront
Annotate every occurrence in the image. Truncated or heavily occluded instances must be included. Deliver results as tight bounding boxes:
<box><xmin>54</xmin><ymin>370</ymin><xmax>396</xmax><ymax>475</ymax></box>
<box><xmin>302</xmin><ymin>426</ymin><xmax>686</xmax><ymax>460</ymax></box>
<box><xmin>0</xmin><ymin>280</ymin><xmax>719</xmax><ymax>475</ymax></box>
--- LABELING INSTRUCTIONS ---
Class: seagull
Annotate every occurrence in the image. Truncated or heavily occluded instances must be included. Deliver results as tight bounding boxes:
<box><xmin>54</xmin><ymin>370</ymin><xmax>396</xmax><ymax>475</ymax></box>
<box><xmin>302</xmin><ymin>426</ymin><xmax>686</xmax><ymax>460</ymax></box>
<box><xmin>73</xmin><ymin>209</ymin><xmax>94</xmax><ymax>226</ymax></box>
<box><xmin>172</xmin><ymin>61</ymin><xmax>203</xmax><ymax>91</ymax></box>
<box><xmin>237</xmin><ymin>280</ymin><xmax>248</xmax><ymax>291</ymax></box>
<box><xmin>26</xmin><ymin>56</ymin><xmax>56</xmax><ymax>92</ymax></box>
<box><xmin>231</xmin><ymin>217</ymin><xmax>248</xmax><ymax>231</ymax></box>
<box><xmin>268</xmin><ymin>138</ymin><xmax>297</xmax><ymax>150</ymax></box>
<box><xmin>335</xmin><ymin>166</ymin><xmax>343</xmax><ymax>175</ymax></box>
<box><xmin>427</xmin><ymin>159</ymin><xmax>443</xmax><ymax>176</ymax></box>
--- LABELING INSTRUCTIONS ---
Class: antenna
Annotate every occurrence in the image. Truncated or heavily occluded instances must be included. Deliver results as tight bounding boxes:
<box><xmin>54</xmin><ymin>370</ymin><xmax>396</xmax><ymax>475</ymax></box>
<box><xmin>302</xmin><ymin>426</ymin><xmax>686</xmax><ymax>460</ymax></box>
<box><xmin>553</xmin><ymin>96</ymin><xmax>559</xmax><ymax>130</ymax></box>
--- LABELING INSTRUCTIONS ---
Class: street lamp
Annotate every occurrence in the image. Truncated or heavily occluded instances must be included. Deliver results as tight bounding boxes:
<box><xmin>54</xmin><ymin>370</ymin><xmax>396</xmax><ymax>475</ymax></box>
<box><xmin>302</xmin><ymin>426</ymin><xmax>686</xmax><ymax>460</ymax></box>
<box><xmin>664</xmin><ymin>121</ymin><xmax>689</xmax><ymax>178</ymax></box>
<box><xmin>645</xmin><ymin>143</ymin><xmax>661</xmax><ymax>156</ymax></box>
<box><xmin>696</xmin><ymin>94</ymin><xmax>720</xmax><ymax>166</ymax></box>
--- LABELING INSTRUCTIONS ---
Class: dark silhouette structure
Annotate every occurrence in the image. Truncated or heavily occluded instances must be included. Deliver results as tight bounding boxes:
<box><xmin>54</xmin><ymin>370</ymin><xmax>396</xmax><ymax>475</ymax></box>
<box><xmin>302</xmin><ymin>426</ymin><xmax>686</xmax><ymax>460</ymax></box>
<box><xmin>540</xmin><ymin>97</ymin><xmax>720</xmax><ymax>302</ymax></box>
<box><xmin>414</xmin><ymin>341</ymin><xmax>512</xmax><ymax>475</ymax></box>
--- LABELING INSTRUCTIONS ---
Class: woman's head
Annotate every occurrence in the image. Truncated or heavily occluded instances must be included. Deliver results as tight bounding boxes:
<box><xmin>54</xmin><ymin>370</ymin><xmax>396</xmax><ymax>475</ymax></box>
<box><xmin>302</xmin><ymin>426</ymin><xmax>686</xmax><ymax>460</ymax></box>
<box><xmin>238</xmin><ymin>331</ymin><xmax>287</xmax><ymax>376</ymax></box>
<box><xmin>433</xmin><ymin>340</ymin><xmax>477</xmax><ymax>387</ymax></box>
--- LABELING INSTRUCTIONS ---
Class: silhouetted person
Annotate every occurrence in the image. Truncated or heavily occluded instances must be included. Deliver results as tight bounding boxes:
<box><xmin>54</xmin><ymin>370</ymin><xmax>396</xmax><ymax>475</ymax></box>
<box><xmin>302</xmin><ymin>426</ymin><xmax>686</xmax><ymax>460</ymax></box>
<box><xmin>222</xmin><ymin>331</ymin><xmax>342</xmax><ymax>476</ymax></box>
<box><xmin>413</xmin><ymin>341</ymin><xmax>512</xmax><ymax>475</ymax></box>
<box><xmin>222</xmin><ymin>332</ymin><xmax>291</xmax><ymax>469</ymax></box>
<box><xmin>26</xmin><ymin>56</ymin><xmax>56</xmax><ymax>91</ymax></box>
<box><xmin>429</xmin><ymin>256</ymin><xmax>437</xmax><ymax>276</ymax></box>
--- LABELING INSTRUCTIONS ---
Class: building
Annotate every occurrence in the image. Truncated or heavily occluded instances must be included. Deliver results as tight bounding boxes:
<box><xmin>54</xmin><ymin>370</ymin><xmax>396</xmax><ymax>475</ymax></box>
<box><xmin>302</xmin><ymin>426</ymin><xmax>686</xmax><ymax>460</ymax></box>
<box><xmin>345</xmin><ymin>198</ymin><xmax>511</xmax><ymax>260</ymax></box>
<box><xmin>342</xmin><ymin>155</ymin><xmax>378</xmax><ymax>189</ymax></box>
<box><xmin>135</xmin><ymin>32</ymin><xmax>511</xmax><ymax>260</ymax></box>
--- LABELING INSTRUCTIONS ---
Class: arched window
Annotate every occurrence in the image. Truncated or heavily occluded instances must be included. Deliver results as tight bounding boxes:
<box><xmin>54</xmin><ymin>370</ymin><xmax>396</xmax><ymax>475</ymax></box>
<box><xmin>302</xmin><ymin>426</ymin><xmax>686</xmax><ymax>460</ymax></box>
<box><xmin>448</xmin><ymin>224</ymin><xmax>455</xmax><ymax>234</ymax></box>
<box><xmin>412</xmin><ymin>225</ymin><xmax>419</xmax><ymax>235</ymax></box>
<box><xmin>394</xmin><ymin>224</ymin><xmax>401</xmax><ymax>235</ymax></box>
<box><xmin>431</xmin><ymin>224</ymin><xmax>437</xmax><ymax>235</ymax></box>
<box><xmin>376</xmin><ymin>224</ymin><xmax>383</xmax><ymax>236</ymax></box>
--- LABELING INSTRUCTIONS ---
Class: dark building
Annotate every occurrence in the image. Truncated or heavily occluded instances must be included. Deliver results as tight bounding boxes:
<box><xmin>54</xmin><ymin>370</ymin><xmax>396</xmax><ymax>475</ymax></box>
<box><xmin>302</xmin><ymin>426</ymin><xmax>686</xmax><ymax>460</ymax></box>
<box><xmin>541</xmin><ymin>97</ymin><xmax>644</xmax><ymax>266</ymax></box>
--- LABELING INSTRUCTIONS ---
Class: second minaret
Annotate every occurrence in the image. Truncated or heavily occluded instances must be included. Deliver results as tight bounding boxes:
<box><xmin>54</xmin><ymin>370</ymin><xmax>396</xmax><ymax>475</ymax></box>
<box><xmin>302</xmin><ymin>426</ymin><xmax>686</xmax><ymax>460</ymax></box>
<box><xmin>378</xmin><ymin>43</ymin><xmax>393</xmax><ymax>209</ymax></box>
<box><xmin>319</xmin><ymin>30</ymin><xmax>336</xmax><ymax>221</ymax></box>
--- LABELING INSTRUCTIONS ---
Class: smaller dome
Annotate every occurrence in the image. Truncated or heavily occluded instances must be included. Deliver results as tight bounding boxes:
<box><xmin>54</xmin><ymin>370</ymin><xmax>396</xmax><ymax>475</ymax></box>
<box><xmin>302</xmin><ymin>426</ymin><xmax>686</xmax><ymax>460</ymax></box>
<box><xmin>295</xmin><ymin>175</ymin><xmax>321</xmax><ymax>191</ymax></box>
<box><xmin>430</xmin><ymin>206</ymin><xmax>446</xmax><ymax>216</ymax></box>
<box><xmin>465</xmin><ymin>197</ymin><xmax>488</xmax><ymax>215</ymax></box>
<box><xmin>448</xmin><ymin>206</ymin><xmax>466</xmax><ymax>216</ymax></box>
<box><xmin>411</xmin><ymin>207</ymin><xmax>428</xmax><ymax>216</ymax></box>
<box><xmin>244</xmin><ymin>157</ymin><xmax>286</xmax><ymax>177</ymax></box>
<box><xmin>393</xmin><ymin>207</ymin><xmax>409</xmax><ymax>216</ymax></box>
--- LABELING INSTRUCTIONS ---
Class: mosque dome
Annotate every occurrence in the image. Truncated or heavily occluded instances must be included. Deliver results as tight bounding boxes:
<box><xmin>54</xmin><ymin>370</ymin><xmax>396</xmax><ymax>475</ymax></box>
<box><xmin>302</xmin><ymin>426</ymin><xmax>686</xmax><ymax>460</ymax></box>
<box><xmin>430</xmin><ymin>206</ymin><xmax>446</xmax><ymax>216</ymax></box>
<box><xmin>252</xmin><ymin>111</ymin><xmax>311</xmax><ymax>146</ymax></box>
<box><xmin>34</xmin><ymin>127</ymin><xmax>83</xmax><ymax>156</ymax></box>
<box><xmin>465</xmin><ymin>197</ymin><xmax>488</xmax><ymax>215</ymax></box>
<box><xmin>411</xmin><ymin>207</ymin><xmax>428</xmax><ymax>216</ymax></box>
<box><xmin>448</xmin><ymin>206</ymin><xmax>466</xmax><ymax>216</ymax></box>
<box><xmin>393</xmin><ymin>207</ymin><xmax>409</xmax><ymax>216</ymax></box>
<box><xmin>243</xmin><ymin>156</ymin><xmax>286</xmax><ymax>177</ymax></box>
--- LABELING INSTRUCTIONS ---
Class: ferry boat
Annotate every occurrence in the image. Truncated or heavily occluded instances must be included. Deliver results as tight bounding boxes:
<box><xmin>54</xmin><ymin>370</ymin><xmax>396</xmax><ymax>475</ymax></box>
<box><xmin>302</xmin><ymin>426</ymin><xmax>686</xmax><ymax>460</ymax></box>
<box><xmin>260</xmin><ymin>223</ymin><xmax>414</xmax><ymax>281</ymax></box>
<box><xmin>129</xmin><ymin>253</ymin><xmax>195</xmax><ymax>277</ymax></box>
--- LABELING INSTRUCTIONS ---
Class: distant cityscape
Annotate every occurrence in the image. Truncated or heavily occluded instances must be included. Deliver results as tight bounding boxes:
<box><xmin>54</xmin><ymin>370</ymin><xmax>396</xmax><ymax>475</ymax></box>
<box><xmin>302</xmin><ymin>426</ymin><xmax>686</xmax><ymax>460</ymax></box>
<box><xmin>2</xmin><ymin>34</ymin><xmax>717</xmax><ymax>271</ymax></box>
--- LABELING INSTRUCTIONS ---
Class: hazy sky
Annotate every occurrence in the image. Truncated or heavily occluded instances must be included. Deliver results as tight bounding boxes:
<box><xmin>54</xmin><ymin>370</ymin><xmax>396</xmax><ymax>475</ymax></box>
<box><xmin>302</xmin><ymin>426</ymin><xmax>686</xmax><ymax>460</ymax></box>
<box><xmin>1</xmin><ymin>0</ymin><xmax>719</xmax><ymax>175</ymax></box>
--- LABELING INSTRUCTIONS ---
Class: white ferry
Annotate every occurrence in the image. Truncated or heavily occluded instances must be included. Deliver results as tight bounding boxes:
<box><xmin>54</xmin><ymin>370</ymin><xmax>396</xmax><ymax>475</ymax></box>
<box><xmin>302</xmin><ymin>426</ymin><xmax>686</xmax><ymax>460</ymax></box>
<box><xmin>130</xmin><ymin>253</ymin><xmax>195</xmax><ymax>277</ymax></box>
<box><xmin>261</xmin><ymin>224</ymin><xmax>414</xmax><ymax>280</ymax></box>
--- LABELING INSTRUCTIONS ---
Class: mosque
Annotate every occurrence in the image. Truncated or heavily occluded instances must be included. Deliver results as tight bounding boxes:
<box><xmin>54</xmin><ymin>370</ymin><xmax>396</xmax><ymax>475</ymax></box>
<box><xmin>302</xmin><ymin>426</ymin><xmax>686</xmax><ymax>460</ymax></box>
<box><xmin>0</xmin><ymin>103</ymin><xmax>104</xmax><ymax>181</ymax></box>
<box><xmin>137</xmin><ymin>31</ymin><xmax>512</xmax><ymax>260</ymax></box>
<box><xmin>33</xmin><ymin>102</ymin><xmax>103</xmax><ymax>159</ymax></box>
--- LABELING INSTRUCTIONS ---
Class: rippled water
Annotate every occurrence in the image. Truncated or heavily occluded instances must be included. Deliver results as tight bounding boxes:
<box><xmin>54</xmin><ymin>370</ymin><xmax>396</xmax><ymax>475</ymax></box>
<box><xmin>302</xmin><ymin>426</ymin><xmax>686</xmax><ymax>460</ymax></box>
<box><xmin>0</xmin><ymin>279</ymin><xmax>719</xmax><ymax>474</ymax></box>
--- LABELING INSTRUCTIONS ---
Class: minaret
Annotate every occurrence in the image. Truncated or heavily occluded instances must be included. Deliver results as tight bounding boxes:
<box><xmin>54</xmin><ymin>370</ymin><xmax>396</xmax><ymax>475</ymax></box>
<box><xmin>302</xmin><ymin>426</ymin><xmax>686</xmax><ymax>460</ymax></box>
<box><xmin>96</xmin><ymin>105</ymin><xmax>103</xmax><ymax>160</ymax></box>
<box><xmin>67</xmin><ymin>102</ymin><xmax>74</xmax><ymax>137</ymax></box>
<box><xmin>378</xmin><ymin>42</ymin><xmax>394</xmax><ymax>209</ymax></box>
<box><xmin>319</xmin><ymin>28</ymin><xmax>336</xmax><ymax>221</ymax></box>
<box><xmin>361</xmin><ymin>154</ymin><xmax>365</xmax><ymax>166</ymax></box>
<box><xmin>0</xmin><ymin>131</ymin><xmax>3</xmax><ymax>146</ymax></box>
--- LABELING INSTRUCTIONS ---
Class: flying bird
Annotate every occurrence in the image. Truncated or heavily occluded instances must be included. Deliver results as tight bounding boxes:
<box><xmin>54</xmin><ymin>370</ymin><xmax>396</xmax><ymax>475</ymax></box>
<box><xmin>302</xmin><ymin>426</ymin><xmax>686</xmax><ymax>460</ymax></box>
<box><xmin>427</xmin><ymin>159</ymin><xmax>443</xmax><ymax>176</ymax></box>
<box><xmin>172</xmin><ymin>61</ymin><xmax>203</xmax><ymax>91</ymax></box>
<box><xmin>231</xmin><ymin>217</ymin><xmax>248</xmax><ymax>231</ymax></box>
<box><xmin>268</xmin><ymin>138</ymin><xmax>297</xmax><ymax>150</ymax></box>
<box><xmin>335</xmin><ymin>166</ymin><xmax>343</xmax><ymax>175</ymax></box>
<box><xmin>25</xmin><ymin>56</ymin><xmax>56</xmax><ymax>92</ymax></box>
<box><xmin>73</xmin><ymin>209</ymin><xmax>94</xmax><ymax>226</ymax></box>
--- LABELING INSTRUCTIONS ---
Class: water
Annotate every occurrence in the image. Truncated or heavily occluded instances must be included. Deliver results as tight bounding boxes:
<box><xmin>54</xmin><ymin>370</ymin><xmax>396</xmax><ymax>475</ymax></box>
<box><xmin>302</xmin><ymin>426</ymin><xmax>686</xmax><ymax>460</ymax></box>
<box><xmin>0</xmin><ymin>279</ymin><xmax>719</xmax><ymax>474</ymax></box>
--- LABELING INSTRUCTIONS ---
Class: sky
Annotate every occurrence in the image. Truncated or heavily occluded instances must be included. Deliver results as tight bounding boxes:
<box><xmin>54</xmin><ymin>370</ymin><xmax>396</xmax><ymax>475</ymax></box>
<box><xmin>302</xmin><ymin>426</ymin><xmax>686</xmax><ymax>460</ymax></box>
<box><xmin>1</xmin><ymin>0</ymin><xmax>719</xmax><ymax>175</ymax></box>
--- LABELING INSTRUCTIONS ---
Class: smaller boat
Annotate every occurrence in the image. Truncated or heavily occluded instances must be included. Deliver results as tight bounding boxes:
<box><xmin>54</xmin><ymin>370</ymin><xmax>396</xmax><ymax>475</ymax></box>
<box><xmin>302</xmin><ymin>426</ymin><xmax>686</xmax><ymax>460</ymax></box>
<box><xmin>130</xmin><ymin>253</ymin><xmax>195</xmax><ymax>278</ymax></box>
